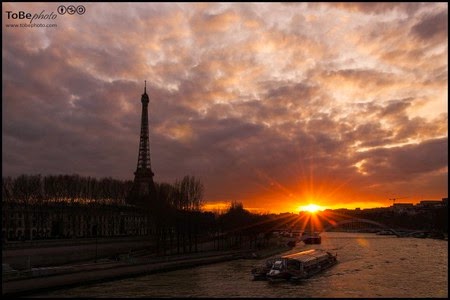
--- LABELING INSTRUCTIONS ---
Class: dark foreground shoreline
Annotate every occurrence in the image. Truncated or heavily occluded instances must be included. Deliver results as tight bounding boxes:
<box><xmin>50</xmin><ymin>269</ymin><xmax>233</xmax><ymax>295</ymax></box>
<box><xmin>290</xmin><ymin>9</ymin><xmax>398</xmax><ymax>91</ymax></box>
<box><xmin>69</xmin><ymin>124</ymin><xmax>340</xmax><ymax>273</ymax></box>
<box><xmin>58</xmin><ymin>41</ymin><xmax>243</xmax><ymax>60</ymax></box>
<box><xmin>2</xmin><ymin>245</ymin><xmax>290</xmax><ymax>297</ymax></box>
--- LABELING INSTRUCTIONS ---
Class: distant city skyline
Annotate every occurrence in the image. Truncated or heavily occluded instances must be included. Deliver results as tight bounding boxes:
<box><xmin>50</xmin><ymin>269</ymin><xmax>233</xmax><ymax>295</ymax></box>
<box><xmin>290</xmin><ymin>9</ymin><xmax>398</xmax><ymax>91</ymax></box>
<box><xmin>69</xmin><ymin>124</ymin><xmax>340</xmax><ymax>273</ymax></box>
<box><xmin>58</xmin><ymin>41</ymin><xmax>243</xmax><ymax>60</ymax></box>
<box><xmin>2</xmin><ymin>2</ymin><xmax>448</xmax><ymax>213</ymax></box>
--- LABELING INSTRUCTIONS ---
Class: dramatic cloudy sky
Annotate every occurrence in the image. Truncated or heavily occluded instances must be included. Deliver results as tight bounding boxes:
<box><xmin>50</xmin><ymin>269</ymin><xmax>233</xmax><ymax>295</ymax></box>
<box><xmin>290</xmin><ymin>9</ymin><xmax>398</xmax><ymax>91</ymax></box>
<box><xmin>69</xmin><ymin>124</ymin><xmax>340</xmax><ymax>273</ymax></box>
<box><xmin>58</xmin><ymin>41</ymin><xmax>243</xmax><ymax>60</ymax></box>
<box><xmin>2</xmin><ymin>2</ymin><xmax>448</xmax><ymax>213</ymax></box>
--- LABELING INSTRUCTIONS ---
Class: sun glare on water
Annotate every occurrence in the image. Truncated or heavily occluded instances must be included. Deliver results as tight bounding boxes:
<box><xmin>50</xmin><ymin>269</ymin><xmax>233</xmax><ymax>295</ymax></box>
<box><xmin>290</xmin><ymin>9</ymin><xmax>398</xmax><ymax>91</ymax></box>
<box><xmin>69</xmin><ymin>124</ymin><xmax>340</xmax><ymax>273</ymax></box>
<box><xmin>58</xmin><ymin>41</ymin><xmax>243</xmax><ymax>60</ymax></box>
<box><xmin>299</xmin><ymin>204</ymin><xmax>322</xmax><ymax>213</ymax></box>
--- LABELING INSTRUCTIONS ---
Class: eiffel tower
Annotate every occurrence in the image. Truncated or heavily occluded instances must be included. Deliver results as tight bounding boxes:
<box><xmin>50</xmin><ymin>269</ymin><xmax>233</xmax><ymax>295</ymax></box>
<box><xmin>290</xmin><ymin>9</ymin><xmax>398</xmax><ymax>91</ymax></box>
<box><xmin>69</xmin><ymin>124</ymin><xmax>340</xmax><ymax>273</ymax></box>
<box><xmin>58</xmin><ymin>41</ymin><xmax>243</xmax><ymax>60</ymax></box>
<box><xmin>127</xmin><ymin>81</ymin><xmax>156</xmax><ymax>206</ymax></box>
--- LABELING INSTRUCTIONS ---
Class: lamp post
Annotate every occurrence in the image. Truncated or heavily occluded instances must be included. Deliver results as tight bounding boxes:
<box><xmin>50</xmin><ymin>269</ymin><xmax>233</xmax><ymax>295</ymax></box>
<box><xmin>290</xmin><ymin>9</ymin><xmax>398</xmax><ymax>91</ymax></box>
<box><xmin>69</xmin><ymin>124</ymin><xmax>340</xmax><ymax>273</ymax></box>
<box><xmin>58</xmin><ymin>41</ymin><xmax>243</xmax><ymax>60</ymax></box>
<box><xmin>94</xmin><ymin>223</ymin><xmax>98</xmax><ymax>263</ymax></box>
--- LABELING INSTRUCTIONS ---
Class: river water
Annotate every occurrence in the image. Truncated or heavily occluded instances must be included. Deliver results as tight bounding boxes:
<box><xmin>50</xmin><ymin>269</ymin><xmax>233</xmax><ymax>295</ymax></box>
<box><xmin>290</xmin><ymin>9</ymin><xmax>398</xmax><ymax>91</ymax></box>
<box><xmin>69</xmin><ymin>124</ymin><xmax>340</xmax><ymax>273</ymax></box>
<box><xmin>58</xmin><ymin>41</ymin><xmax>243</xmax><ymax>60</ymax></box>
<box><xmin>33</xmin><ymin>232</ymin><xmax>448</xmax><ymax>298</ymax></box>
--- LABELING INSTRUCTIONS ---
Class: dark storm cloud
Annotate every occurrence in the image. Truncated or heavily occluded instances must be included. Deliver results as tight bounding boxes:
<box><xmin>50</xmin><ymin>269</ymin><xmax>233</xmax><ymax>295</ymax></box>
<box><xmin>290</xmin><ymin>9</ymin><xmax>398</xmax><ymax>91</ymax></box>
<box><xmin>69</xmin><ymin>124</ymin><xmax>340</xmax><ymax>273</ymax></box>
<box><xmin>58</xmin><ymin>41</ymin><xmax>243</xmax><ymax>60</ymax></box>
<box><xmin>411</xmin><ymin>10</ymin><xmax>448</xmax><ymax>42</ymax></box>
<box><xmin>2</xmin><ymin>35</ymin><xmax>140</xmax><ymax>178</ymax></box>
<box><xmin>377</xmin><ymin>99</ymin><xmax>413</xmax><ymax>118</ymax></box>
<box><xmin>349</xmin><ymin>123</ymin><xmax>395</xmax><ymax>149</ymax></box>
<box><xmin>357</xmin><ymin>137</ymin><xmax>448</xmax><ymax>181</ymax></box>
<box><xmin>394</xmin><ymin>115</ymin><xmax>447</xmax><ymax>142</ymax></box>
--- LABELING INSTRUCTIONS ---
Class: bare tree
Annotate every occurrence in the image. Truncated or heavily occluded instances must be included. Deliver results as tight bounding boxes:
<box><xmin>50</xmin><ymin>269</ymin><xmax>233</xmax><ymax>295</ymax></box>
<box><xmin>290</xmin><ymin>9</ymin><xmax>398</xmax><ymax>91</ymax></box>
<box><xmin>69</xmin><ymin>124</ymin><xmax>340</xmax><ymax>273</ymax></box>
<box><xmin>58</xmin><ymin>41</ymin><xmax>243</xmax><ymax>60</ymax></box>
<box><xmin>176</xmin><ymin>175</ymin><xmax>204</xmax><ymax>211</ymax></box>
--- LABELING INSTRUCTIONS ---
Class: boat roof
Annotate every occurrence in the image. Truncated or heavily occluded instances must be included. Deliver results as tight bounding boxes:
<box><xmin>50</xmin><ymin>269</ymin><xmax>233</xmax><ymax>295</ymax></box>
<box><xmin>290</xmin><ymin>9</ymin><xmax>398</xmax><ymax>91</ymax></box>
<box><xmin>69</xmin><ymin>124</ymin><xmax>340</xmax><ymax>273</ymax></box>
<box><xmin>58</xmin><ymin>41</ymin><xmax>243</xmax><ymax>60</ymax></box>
<box><xmin>281</xmin><ymin>249</ymin><xmax>329</xmax><ymax>262</ymax></box>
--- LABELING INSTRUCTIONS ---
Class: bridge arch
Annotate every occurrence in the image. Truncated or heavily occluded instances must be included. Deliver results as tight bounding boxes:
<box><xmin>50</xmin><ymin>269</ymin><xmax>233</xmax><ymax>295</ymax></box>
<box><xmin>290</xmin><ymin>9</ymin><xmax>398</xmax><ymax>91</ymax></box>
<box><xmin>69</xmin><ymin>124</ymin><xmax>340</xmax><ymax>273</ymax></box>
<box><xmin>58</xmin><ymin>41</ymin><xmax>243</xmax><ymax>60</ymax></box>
<box><xmin>320</xmin><ymin>218</ymin><xmax>401</xmax><ymax>237</ymax></box>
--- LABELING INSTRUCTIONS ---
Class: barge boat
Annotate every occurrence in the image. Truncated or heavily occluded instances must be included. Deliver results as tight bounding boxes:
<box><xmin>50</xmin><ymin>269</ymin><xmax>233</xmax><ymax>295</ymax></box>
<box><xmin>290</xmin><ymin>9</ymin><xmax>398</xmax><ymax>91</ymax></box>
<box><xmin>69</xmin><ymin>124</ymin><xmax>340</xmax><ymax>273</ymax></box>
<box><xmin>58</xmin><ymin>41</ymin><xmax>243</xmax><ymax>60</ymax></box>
<box><xmin>252</xmin><ymin>249</ymin><xmax>337</xmax><ymax>282</ymax></box>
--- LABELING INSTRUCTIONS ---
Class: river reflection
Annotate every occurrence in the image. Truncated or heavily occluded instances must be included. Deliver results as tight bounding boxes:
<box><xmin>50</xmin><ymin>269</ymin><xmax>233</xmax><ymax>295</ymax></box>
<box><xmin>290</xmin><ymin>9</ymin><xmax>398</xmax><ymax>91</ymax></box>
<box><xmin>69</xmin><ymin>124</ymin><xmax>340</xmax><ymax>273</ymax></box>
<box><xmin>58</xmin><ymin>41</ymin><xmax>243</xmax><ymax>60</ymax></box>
<box><xmin>32</xmin><ymin>232</ymin><xmax>448</xmax><ymax>298</ymax></box>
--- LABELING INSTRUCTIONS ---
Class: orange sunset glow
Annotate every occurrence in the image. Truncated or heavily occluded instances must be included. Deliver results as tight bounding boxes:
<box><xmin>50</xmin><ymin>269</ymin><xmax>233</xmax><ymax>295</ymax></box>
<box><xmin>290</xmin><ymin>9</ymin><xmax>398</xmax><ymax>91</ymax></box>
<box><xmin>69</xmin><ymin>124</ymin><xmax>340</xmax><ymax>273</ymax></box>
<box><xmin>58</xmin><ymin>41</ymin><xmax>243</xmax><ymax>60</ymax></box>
<box><xmin>2</xmin><ymin>2</ymin><xmax>447</xmax><ymax>213</ymax></box>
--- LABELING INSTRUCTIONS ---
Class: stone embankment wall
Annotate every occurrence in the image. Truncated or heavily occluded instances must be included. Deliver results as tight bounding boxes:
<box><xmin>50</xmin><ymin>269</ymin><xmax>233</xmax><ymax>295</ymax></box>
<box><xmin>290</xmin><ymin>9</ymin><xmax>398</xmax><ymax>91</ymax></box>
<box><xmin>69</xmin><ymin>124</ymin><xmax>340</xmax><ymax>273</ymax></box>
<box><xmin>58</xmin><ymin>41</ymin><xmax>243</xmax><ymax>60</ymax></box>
<box><xmin>3</xmin><ymin>235</ymin><xmax>286</xmax><ymax>270</ymax></box>
<box><xmin>3</xmin><ymin>237</ymin><xmax>154</xmax><ymax>269</ymax></box>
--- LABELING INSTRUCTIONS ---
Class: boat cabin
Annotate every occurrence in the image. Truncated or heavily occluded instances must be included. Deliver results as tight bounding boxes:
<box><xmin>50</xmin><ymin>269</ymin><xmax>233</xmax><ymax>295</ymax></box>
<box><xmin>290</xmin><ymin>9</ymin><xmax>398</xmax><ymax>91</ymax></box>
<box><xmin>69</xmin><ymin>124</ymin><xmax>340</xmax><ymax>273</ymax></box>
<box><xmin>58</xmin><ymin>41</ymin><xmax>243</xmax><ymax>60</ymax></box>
<box><xmin>266</xmin><ymin>249</ymin><xmax>337</xmax><ymax>281</ymax></box>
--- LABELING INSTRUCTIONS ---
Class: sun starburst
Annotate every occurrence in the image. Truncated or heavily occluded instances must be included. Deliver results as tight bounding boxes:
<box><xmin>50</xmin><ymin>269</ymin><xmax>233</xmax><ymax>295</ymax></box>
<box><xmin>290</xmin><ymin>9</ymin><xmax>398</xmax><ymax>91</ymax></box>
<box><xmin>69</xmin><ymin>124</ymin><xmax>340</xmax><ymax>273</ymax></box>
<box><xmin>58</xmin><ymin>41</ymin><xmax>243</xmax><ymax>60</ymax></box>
<box><xmin>299</xmin><ymin>204</ymin><xmax>322</xmax><ymax>213</ymax></box>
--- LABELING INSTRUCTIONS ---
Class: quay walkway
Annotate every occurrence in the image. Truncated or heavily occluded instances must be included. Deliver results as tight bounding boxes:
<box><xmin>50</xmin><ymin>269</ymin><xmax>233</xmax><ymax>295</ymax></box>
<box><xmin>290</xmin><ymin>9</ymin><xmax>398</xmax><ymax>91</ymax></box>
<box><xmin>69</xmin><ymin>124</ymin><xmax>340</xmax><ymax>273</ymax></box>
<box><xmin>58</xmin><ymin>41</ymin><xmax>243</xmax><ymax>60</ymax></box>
<box><xmin>2</xmin><ymin>249</ymin><xmax>247</xmax><ymax>296</ymax></box>
<box><xmin>2</xmin><ymin>245</ymin><xmax>290</xmax><ymax>297</ymax></box>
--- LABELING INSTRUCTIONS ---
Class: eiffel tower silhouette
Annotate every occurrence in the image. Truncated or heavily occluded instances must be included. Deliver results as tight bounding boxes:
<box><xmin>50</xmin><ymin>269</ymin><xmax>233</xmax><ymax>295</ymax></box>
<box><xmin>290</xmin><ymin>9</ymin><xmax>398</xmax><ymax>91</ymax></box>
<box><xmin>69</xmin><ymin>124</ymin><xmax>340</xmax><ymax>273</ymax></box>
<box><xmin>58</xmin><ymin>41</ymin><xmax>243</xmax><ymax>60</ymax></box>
<box><xmin>127</xmin><ymin>81</ymin><xmax>156</xmax><ymax>206</ymax></box>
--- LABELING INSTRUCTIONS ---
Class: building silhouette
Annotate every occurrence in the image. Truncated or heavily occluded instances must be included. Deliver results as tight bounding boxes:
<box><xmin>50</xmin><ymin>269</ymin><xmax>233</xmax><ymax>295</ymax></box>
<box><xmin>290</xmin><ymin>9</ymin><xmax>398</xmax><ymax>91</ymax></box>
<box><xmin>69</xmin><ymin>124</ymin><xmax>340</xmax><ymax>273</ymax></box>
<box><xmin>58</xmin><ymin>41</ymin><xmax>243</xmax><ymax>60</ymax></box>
<box><xmin>127</xmin><ymin>81</ymin><xmax>156</xmax><ymax>206</ymax></box>
<box><xmin>2</xmin><ymin>202</ymin><xmax>148</xmax><ymax>241</ymax></box>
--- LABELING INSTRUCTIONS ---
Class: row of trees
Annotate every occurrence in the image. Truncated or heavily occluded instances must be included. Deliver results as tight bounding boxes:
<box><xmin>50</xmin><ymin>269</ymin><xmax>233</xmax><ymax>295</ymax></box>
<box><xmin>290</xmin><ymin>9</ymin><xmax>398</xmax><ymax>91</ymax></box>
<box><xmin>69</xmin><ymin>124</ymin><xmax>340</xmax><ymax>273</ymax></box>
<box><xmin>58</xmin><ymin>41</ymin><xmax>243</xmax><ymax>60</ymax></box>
<box><xmin>2</xmin><ymin>174</ymin><xmax>132</xmax><ymax>206</ymax></box>
<box><xmin>153</xmin><ymin>176</ymin><xmax>204</xmax><ymax>211</ymax></box>
<box><xmin>2</xmin><ymin>174</ymin><xmax>204</xmax><ymax>211</ymax></box>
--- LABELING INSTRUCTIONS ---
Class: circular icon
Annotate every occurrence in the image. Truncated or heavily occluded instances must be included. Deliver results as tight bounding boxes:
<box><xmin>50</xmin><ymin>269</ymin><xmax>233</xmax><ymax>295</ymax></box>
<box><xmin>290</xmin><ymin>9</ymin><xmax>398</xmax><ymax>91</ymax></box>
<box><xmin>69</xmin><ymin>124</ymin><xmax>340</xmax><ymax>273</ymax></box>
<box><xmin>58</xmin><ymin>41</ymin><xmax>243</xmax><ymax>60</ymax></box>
<box><xmin>76</xmin><ymin>5</ymin><xmax>86</xmax><ymax>15</ymax></box>
<box><xmin>67</xmin><ymin>5</ymin><xmax>76</xmax><ymax>15</ymax></box>
<box><xmin>57</xmin><ymin>5</ymin><xmax>66</xmax><ymax>15</ymax></box>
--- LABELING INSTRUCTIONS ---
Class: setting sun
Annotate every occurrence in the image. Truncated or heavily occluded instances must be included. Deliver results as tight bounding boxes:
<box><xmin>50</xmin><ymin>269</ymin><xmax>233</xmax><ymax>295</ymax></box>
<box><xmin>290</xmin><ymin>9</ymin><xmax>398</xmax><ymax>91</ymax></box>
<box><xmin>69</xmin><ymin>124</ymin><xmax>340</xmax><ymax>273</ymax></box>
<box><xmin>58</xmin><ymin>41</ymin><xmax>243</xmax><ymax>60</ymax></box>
<box><xmin>299</xmin><ymin>204</ymin><xmax>323</xmax><ymax>213</ymax></box>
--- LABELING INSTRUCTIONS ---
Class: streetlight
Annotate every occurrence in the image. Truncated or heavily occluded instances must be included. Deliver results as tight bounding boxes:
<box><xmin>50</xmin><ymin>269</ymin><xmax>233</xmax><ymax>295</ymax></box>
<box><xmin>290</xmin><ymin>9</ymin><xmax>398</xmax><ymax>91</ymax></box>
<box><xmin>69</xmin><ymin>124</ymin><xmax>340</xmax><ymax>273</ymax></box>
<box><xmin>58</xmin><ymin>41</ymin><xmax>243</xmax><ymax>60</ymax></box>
<box><xmin>94</xmin><ymin>223</ymin><xmax>98</xmax><ymax>263</ymax></box>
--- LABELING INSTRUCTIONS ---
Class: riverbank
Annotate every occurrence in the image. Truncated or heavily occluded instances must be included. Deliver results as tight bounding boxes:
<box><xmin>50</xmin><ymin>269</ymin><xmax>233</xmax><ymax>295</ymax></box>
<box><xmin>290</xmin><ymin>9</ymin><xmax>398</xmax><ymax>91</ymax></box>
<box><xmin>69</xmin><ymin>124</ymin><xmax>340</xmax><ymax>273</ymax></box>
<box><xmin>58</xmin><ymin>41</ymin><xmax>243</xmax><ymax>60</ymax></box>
<box><xmin>2</xmin><ymin>236</ymin><xmax>155</xmax><ymax>270</ymax></box>
<box><xmin>2</xmin><ymin>244</ymin><xmax>290</xmax><ymax>297</ymax></box>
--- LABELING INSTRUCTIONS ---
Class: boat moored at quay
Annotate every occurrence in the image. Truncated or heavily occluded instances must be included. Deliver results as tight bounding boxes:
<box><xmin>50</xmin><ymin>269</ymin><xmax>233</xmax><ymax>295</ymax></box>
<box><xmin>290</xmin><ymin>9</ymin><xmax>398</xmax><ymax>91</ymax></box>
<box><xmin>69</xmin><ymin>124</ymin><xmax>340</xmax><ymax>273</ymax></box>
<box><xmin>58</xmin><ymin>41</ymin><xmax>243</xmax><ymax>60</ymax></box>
<box><xmin>252</xmin><ymin>249</ymin><xmax>337</xmax><ymax>282</ymax></box>
<box><xmin>301</xmin><ymin>232</ymin><xmax>322</xmax><ymax>244</ymax></box>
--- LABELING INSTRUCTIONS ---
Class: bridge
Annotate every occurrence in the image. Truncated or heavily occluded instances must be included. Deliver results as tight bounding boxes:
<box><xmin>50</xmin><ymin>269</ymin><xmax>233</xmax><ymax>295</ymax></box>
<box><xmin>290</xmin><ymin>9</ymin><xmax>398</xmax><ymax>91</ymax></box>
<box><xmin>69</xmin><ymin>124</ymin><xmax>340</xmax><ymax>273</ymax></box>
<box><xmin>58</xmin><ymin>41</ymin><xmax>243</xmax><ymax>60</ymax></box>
<box><xmin>320</xmin><ymin>218</ymin><xmax>403</xmax><ymax>237</ymax></box>
<box><xmin>269</xmin><ymin>217</ymin><xmax>426</xmax><ymax>238</ymax></box>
